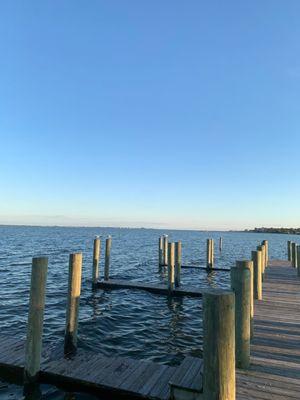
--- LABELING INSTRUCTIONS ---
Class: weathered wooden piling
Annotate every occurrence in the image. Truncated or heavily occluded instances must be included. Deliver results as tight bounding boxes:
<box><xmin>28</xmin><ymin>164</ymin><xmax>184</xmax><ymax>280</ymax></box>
<box><xmin>163</xmin><ymin>235</ymin><xmax>168</xmax><ymax>266</ymax></box>
<box><xmin>92</xmin><ymin>236</ymin><xmax>101</xmax><ymax>287</ymax></box>
<box><xmin>158</xmin><ymin>236</ymin><xmax>164</xmax><ymax>267</ymax></box>
<box><xmin>247</xmin><ymin>261</ymin><xmax>254</xmax><ymax>338</ymax></box>
<box><xmin>287</xmin><ymin>240</ymin><xmax>292</xmax><ymax>261</ymax></box>
<box><xmin>24</xmin><ymin>257</ymin><xmax>48</xmax><ymax>384</ymax></box>
<box><xmin>64</xmin><ymin>253</ymin><xmax>82</xmax><ymax>355</ymax></box>
<box><xmin>206</xmin><ymin>239</ymin><xmax>210</xmax><ymax>268</ymax></box>
<box><xmin>262</xmin><ymin>240</ymin><xmax>268</xmax><ymax>267</ymax></box>
<box><xmin>261</xmin><ymin>245</ymin><xmax>266</xmax><ymax>274</ymax></box>
<box><xmin>252</xmin><ymin>250</ymin><xmax>262</xmax><ymax>300</ymax></box>
<box><xmin>175</xmin><ymin>241</ymin><xmax>182</xmax><ymax>287</ymax></box>
<box><xmin>206</xmin><ymin>239</ymin><xmax>214</xmax><ymax>269</ymax></box>
<box><xmin>292</xmin><ymin>242</ymin><xmax>297</xmax><ymax>268</ymax></box>
<box><xmin>290</xmin><ymin>242</ymin><xmax>294</xmax><ymax>265</ymax></box>
<box><xmin>219</xmin><ymin>237</ymin><xmax>223</xmax><ymax>252</ymax></box>
<box><xmin>203</xmin><ymin>289</ymin><xmax>235</xmax><ymax>400</ymax></box>
<box><xmin>168</xmin><ymin>242</ymin><xmax>175</xmax><ymax>292</ymax></box>
<box><xmin>104</xmin><ymin>236</ymin><xmax>112</xmax><ymax>281</ymax></box>
<box><xmin>257</xmin><ymin>245</ymin><xmax>265</xmax><ymax>281</ymax></box>
<box><xmin>297</xmin><ymin>246</ymin><xmax>300</xmax><ymax>277</ymax></box>
<box><xmin>231</xmin><ymin>261</ymin><xmax>251</xmax><ymax>369</ymax></box>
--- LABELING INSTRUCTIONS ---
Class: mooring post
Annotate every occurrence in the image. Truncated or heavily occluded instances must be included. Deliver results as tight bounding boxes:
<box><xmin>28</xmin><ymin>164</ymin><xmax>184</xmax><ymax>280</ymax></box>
<box><xmin>262</xmin><ymin>240</ymin><xmax>268</xmax><ymax>268</ymax></box>
<box><xmin>203</xmin><ymin>289</ymin><xmax>235</xmax><ymax>400</ymax></box>
<box><xmin>175</xmin><ymin>241</ymin><xmax>182</xmax><ymax>287</ymax></box>
<box><xmin>261</xmin><ymin>245</ymin><xmax>266</xmax><ymax>275</ymax></box>
<box><xmin>168</xmin><ymin>242</ymin><xmax>175</xmax><ymax>292</ymax></box>
<box><xmin>297</xmin><ymin>246</ymin><xmax>300</xmax><ymax>277</ymax></box>
<box><xmin>24</xmin><ymin>257</ymin><xmax>48</xmax><ymax>384</ymax></box>
<box><xmin>159</xmin><ymin>236</ymin><xmax>164</xmax><ymax>267</ymax></box>
<box><xmin>206</xmin><ymin>239</ymin><xmax>210</xmax><ymax>268</ymax></box>
<box><xmin>292</xmin><ymin>242</ymin><xmax>297</xmax><ymax>268</ymax></box>
<box><xmin>231</xmin><ymin>261</ymin><xmax>251</xmax><ymax>369</ymax></box>
<box><xmin>206</xmin><ymin>239</ymin><xmax>214</xmax><ymax>269</ymax></box>
<box><xmin>257</xmin><ymin>245</ymin><xmax>265</xmax><ymax>281</ymax></box>
<box><xmin>163</xmin><ymin>234</ymin><xmax>168</xmax><ymax>266</ymax></box>
<box><xmin>104</xmin><ymin>235</ymin><xmax>112</xmax><ymax>281</ymax></box>
<box><xmin>219</xmin><ymin>237</ymin><xmax>223</xmax><ymax>252</ymax></box>
<box><xmin>252</xmin><ymin>250</ymin><xmax>262</xmax><ymax>300</ymax></box>
<box><xmin>294</xmin><ymin>243</ymin><xmax>300</xmax><ymax>269</ymax></box>
<box><xmin>64</xmin><ymin>253</ymin><xmax>82</xmax><ymax>355</ymax></box>
<box><xmin>246</xmin><ymin>261</ymin><xmax>254</xmax><ymax>339</ymax></box>
<box><xmin>287</xmin><ymin>240</ymin><xmax>292</xmax><ymax>261</ymax></box>
<box><xmin>290</xmin><ymin>242</ymin><xmax>295</xmax><ymax>266</ymax></box>
<box><xmin>92</xmin><ymin>236</ymin><xmax>101</xmax><ymax>287</ymax></box>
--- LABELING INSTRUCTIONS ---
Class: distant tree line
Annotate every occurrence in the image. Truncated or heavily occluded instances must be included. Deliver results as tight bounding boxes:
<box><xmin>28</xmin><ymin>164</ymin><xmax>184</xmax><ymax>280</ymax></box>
<box><xmin>245</xmin><ymin>227</ymin><xmax>300</xmax><ymax>235</ymax></box>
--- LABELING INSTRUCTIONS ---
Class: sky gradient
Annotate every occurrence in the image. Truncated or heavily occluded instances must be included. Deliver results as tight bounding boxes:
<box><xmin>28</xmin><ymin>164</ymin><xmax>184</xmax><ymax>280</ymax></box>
<box><xmin>1</xmin><ymin>1</ymin><xmax>300</xmax><ymax>230</ymax></box>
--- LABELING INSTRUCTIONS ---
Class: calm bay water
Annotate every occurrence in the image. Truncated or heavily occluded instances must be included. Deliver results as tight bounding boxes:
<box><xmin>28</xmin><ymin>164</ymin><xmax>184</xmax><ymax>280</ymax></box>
<box><xmin>0</xmin><ymin>226</ymin><xmax>291</xmax><ymax>399</ymax></box>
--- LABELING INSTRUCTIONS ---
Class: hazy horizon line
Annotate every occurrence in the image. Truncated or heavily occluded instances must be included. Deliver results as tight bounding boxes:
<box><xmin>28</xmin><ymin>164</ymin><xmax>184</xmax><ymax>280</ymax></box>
<box><xmin>0</xmin><ymin>222</ymin><xmax>245</xmax><ymax>232</ymax></box>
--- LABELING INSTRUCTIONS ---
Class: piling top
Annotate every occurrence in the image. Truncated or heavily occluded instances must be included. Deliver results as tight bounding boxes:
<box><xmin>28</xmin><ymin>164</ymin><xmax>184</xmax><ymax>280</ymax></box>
<box><xmin>32</xmin><ymin>256</ymin><xmax>48</xmax><ymax>261</ymax></box>
<box><xmin>70</xmin><ymin>252</ymin><xmax>82</xmax><ymax>257</ymax></box>
<box><xmin>252</xmin><ymin>249</ymin><xmax>262</xmax><ymax>257</ymax></box>
<box><xmin>32</xmin><ymin>256</ymin><xmax>48</xmax><ymax>266</ymax></box>
<box><xmin>236</xmin><ymin>260</ymin><xmax>253</xmax><ymax>269</ymax></box>
<box><xmin>202</xmin><ymin>288</ymin><xmax>234</xmax><ymax>298</ymax></box>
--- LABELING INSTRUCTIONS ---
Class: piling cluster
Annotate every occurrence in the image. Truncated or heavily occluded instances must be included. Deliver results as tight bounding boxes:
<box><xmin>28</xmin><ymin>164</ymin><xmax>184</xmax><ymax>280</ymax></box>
<box><xmin>158</xmin><ymin>235</ymin><xmax>182</xmax><ymax>292</ymax></box>
<box><xmin>91</xmin><ymin>235</ymin><xmax>112</xmax><ymax>286</ymax></box>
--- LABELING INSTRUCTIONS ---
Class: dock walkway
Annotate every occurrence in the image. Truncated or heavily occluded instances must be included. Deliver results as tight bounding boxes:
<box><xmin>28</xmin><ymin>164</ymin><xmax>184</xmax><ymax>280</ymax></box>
<box><xmin>0</xmin><ymin>260</ymin><xmax>299</xmax><ymax>399</ymax></box>
<box><xmin>236</xmin><ymin>260</ymin><xmax>300</xmax><ymax>399</ymax></box>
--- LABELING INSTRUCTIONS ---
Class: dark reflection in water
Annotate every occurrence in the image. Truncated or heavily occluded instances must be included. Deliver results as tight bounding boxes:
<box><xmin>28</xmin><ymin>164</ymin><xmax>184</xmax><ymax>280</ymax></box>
<box><xmin>0</xmin><ymin>226</ymin><xmax>289</xmax><ymax>398</ymax></box>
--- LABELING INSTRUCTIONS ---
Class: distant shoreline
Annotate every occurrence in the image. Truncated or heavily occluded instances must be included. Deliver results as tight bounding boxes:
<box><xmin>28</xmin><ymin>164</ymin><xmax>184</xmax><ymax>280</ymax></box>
<box><xmin>0</xmin><ymin>224</ymin><xmax>239</xmax><ymax>232</ymax></box>
<box><xmin>245</xmin><ymin>228</ymin><xmax>300</xmax><ymax>235</ymax></box>
<box><xmin>1</xmin><ymin>224</ymin><xmax>299</xmax><ymax>235</ymax></box>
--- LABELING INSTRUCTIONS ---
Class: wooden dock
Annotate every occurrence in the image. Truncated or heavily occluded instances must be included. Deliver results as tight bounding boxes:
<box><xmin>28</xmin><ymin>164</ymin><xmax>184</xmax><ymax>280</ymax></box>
<box><xmin>0</xmin><ymin>259</ymin><xmax>299</xmax><ymax>399</ymax></box>
<box><xmin>236</xmin><ymin>259</ymin><xmax>300</xmax><ymax>399</ymax></box>
<box><xmin>0</xmin><ymin>336</ymin><xmax>202</xmax><ymax>399</ymax></box>
<box><xmin>97</xmin><ymin>279</ymin><xmax>204</xmax><ymax>297</ymax></box>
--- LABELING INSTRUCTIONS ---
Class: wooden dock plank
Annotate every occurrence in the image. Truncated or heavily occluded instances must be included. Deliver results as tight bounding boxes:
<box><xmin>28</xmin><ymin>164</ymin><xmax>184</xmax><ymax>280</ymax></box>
<box><xmin>139</xmin><ymin>364</ymin><xmax>170</xmax><ymax>396</ymax></box>
<box><xmin>148</xmin><ymin>366</ymin><xmax>177</xmax><ymax>400</ymax></box>
<box><xmin>169</xmin><ymin>356</ymin><xmax>203</xmax><ymax>391</ymax></box>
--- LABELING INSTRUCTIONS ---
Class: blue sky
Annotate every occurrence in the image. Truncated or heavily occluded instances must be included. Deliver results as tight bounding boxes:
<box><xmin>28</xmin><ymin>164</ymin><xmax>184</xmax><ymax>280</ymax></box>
<box><xmin>0</xmin><ymin>1</ymin><xmax>299</xmax><ymax>229</ymax></box>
